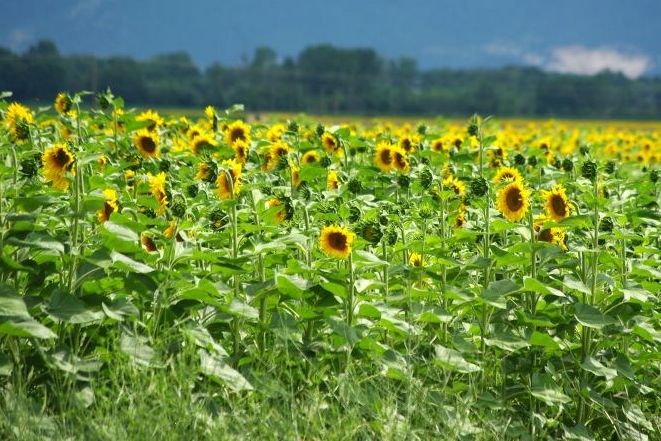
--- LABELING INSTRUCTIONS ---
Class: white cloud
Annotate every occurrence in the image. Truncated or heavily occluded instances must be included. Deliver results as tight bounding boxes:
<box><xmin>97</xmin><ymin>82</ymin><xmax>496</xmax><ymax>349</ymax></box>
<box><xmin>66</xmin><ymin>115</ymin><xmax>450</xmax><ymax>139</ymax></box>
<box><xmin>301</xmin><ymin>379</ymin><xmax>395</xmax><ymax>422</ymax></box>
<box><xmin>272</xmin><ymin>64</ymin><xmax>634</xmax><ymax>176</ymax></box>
<box><xmin>7</xmin><ymin>28</ymin><xmax>34</xmax><ymax>52</ymax></box>
<box><xmin>68</xmin><ymin>0</ymin><xmax>111</xmax><ymax>19</ymax></box>
<box><xmin>545</xmin><ymin>45</ymin><xmax>651</xmax><ymax>79</ymax></box>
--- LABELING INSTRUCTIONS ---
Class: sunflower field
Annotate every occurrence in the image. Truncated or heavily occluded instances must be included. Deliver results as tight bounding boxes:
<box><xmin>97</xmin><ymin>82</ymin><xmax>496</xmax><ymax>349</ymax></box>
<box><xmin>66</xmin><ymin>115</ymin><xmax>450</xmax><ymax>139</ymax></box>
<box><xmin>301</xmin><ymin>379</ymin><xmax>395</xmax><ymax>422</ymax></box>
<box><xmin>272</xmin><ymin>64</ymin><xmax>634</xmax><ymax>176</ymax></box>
<box><xmin>1</xmin><ymin>90</ymin><xmax>661</xmax><ymax>439</ymax></box>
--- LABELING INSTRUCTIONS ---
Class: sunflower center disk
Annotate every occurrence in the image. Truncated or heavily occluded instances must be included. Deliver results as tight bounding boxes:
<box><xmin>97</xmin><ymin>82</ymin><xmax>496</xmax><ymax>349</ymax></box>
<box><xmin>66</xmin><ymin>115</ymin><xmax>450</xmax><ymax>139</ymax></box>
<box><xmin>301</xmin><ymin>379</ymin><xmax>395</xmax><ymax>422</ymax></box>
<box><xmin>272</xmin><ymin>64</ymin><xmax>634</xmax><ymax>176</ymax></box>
<box><xmin>328</xmin><ymin>232</ymin><xmax>347</xmax><ymax>250</ymax></box>
<box><xmin>141</xmin><ymin>137</ymin><xmax>157</xmax><ymax>153</ymax></box>
<box><xmin>506</xmin><ymin>189</ymin><xmax>523</xmax><ymax>210</ymax></box>
<box><xmin>551</xmin><ymin>195</ymin><xmax>567</xmax><ymax>217</ymax></box>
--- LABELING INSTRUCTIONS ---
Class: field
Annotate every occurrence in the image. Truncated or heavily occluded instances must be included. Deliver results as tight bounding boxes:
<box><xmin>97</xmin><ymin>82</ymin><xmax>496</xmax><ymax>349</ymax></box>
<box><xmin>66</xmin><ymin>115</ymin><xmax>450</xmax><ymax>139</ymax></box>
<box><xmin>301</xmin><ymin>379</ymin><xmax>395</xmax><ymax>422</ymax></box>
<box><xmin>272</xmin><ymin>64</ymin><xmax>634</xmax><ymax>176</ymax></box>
<box><xmin>1</xmin><ymin>91</ymin><xmax>661</xmax><ymax>439</ymax></box>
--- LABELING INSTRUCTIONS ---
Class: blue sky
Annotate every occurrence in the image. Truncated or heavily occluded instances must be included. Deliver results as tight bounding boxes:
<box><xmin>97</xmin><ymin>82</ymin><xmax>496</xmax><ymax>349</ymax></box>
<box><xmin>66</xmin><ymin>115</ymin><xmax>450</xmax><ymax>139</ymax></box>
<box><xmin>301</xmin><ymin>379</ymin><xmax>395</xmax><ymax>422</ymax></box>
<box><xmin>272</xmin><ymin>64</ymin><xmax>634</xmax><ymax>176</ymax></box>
<box><xmin>3</xmin><ymin>0</ymin><xmax>661</xmax><ymax>77</ymax></box>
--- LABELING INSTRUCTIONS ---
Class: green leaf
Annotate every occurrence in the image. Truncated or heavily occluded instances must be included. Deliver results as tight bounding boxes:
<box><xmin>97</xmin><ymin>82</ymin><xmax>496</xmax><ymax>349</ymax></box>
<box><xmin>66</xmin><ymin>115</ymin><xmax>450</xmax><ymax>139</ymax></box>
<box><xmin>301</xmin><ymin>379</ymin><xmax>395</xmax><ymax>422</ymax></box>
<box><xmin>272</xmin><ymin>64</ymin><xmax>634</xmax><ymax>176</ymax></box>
<box><xmin>574</xmin><ymin>303</ymin><xmax>617</xmax><ymax>329</ymax></box>
<box><xmin>434</xmin><ymin>345</ymin><xmax>480</xmax><ymax>373</ymax></box>
<box><xmin>531</xmin><ymin>373</ymin><xmax>571</xmax><ymax>405</ymax></box>
<box><xmin>354</xmin><ymin>278</ymin><xmax>383</xmax><ymax>293</ymax></box>
<box><xmin>0</xmin><ymin>283</ymin><xmax>31</xmax><ymax>319</ymax></box>
<box><xmin>275</xmin><ymin>273</ymin><xmax>310</xmax><ymax>298</ymax></box>
<box><xmin>529</xmin><ymin>331</ymin><xmax>561</xmax><ymax>351</ymax></box>
<box><xmin>479</xmin><ymin>279</ymin><xmax>520</xmax><ymax>309</ymax></box>
<box><xmin>46</xmin><ymin>290</ymin><xmax>104</xmax><ymax>324</ymax></box>
<box><xmin>0</xmin><ymin>320</ymin><xmax>57</xmax><ymax>339</ymax></box>
<box><xmin>326</xmin><ymin>316</ymin><xmax>359</xmax><ymax>345</ymax></box>
<box><xmin>484</xmin><ymin>331</ymin><xmax>529</xmax><ymax>352</ymax></box>
<box><xmin>523</xmin><ymin>277</ymin><xmax>566</xmax><ymax>298</ymax></box>
<box><xmin>7</xmin><ymin>231</ymin><xmax>64</xmax><ymax>253</ymax></box>
<box><xmin>110</xmin><ymin>251</ymin><xmax>154</xmax><ymax>273</ymax></box>
<box><xmin>199</xmin><ymin>350</ymin><xmax>253</xmax><ymax>392</ymax></box>
<box><xmin>580</xmin><ymin>357</ymin><xmax>617</xmax><ymax>380</ymax></box>
<box><xmin>120</xmin><ymin>334</ymin><xmax>155</xmax><ymax>366</ymax></box>
<box><xmin>103</xmin><ymin>221</ymin><xmax>139</xmax><ymax>243</ymax></box>
<box><xmin>101</xmin><ymin>298</ymin><xmax>139</xmax><ymax>321</ymax></box>
<box><xmin>562</xmin><ymin>276</ymin><xmax>591</xmax><ymax>296</ymax></box>
<box><xmin>226</xmin><ymin>298</ymin><xmax>259</xmax><ymax>321</ymax></box>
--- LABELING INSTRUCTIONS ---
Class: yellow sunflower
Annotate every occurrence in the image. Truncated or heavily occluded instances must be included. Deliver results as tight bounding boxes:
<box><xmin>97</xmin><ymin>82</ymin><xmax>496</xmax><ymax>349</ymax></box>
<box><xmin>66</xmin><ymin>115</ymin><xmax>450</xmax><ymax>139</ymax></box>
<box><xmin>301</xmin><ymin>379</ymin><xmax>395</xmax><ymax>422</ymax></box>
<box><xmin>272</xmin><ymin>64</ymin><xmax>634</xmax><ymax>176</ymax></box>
<box><xmin>430</xmin><ymin>138</ymin><xmax>445</xmax><ymax>153</ymax></box>
<box><xmin>492</xmin><ymin>166</ymin><xmax>522</xmax><ymax>184</ymax></box>
<box><xmin>141</xmin><ymin>233</ymin><xmax>157</xmax><ymax>252</ymax></box>
<box><xmin>541</xmin><ymin>185</ymin><xmax>572</xmax><ymax>222</ymax></box>
<box><xmin>232</xmin><ymin>139</ymin><xmax>249</xmax><ymax>165</ymax></box>
<box><xmin>149</xmin><ymin>172</ymin><xmax>168</xmax><ymax>214</ymax></box>
<box><xmin>136</xmin><ymin>109</ymin><xmax>164</xmax><ymax>132</ymax></box>
<box><xmin>301</xmin><ymin>150</ymin><xmax>321</xmax><ymax>165</ymax></box>
<box><xmin>392</xmin><ymin>147</ymin><xmax>410</xmax><ymax>173</ymax></box>
<box><xmin>267</xmin><ymin>123</ymin><xmax>286</xmax><ymax>142</ymax></box>
<box><xmin>216</xmin><ymin>159</ymin><xmax>242</xmax><ymax>200</ymax></box>
<box><xmin>5</xmin><ymin>102</ymin><xmax>33</xmax><ymax>141</ymax></box>
<box><xmin>321</xmin><ymin>132</ymin><xmax>342</xmax><ymax>156</ymax></box>
<box><xmin>455</xmin><ymin>206</ymin><xmax>467</xmax><ymax>229</ymax></box>
<box><xmin>42</xmin><ymin>143</ymin><xmax>75</xmax><ymax>190</ymax></box>
<box><xmin>133</xmin><ymin>129</ymin><xmax>160</xmax><ymax>159</ymax></box>
<box><xmin>225</xmin><ymin>120</ymin><xmax>251</xmax><ymax>147</ymax></box>
<box><xmin>164</xmin><ymin>219</ymin><xmax>177</xmax><ymax>239</ymax></box>
<box><xmin>442</xmin><ymin>175</ymin><xmax>466</xmax><ymax>196</ymax></box>
<box><xmin>290</xmin><ymin>163</ymin><xmax>302</xmax><ymax>187</ymax></box>
<box><xmin>267</xmin><ymin>141</ymin><xmax>290</xmax><ymax>170</ymax></box>
<box><xmin>409</xmin><ymin>252</ymin><xmax>426</xmax><ymax>267</ymax></box>
<box><xmin>54</xmin><ymin>92</ymin><xmax>72</xmax><ymax>116</ymax></box>
<box><xmin>535</xmin><ymin>217</ymin><xmax>567</xmax><ymax>251</ymax></box>
<box><xmin>398</xmin><ymin>134</ymin><xmax>418</xmax><ymax>154</ymax></box>
<box><xmin>190</xmin><ymin>133</ymin><xmax>217</xmax><ymax>155</ymax></box>
<box><xmin>319</xmin><ymin>225</ymin><xmax>355</xmax><ymax>259</ymax></box>
<box><xmin>496</xmin><ymin>181</ymin><xmax>531</xmax><ymax>222</ymax></box>
<box><xmin>204</xmin><ymin>105</ymin><xmax>215</xmax><ymax>121</ymax></box>
<box><xmin>327</xmin><ymin>170</ymin><xmax>340</xmax><ymax>190</ymax></box>
<box><xmin>374</xmin><ymin>141</ymin><xmax>394</xmax><ymax>172</ymax></box>
<box><xmin>97</xmin><ymin>188</ymin><xmax>119</xmax><ymax>223</ymax></box>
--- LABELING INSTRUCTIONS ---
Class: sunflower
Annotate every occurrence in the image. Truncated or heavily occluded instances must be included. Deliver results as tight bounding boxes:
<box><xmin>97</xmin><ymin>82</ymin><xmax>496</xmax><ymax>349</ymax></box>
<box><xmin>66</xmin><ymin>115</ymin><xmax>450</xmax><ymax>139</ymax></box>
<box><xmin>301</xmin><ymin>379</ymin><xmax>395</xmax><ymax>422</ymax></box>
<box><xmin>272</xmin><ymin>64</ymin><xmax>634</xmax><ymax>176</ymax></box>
<box><xmin>409</xmin><ymin>252</ymin><xmax>426</xmax><ymax>267</ymax></box>
<box><xmin>492</xmin><ymin>166</ymin><xmax>522</xmax><ymax>184</ymax></box>
<box><xmin>136</xmin><ymin>110</ymin><xmax>164</xmax><ymax>132</ymax></box>
<box><xmin>430</xmin><ymin>138</ymin><xmax>445</xmax><ymax>153</ymax></box>
<box><xmin>496</xmin><ymin>181</ymin><xmax>530</xmax><ymax>222</ymax></box>
<box><xmin>230</xmin><ymin>139</ymin><xmax>249</xmax><ymax>165</ymax></box>
<box><xmin>97</xmin><ymin>188</ymin><xmax>119</xmax><ymax>223</ymax></box>
<box><xmin>392</xmin><ymin>147</ymin><xmax>410</xmax><ymax>173</ymax></box>
<box><xmin>5</xmin><ymin>102</ymin><xmax>33</xmax><ymax>141</ymax></box>
<box><xmin>374</xmin><ymin>141</ymin><xmax>394</xmax><ymax>172</ymax></box>
<box><xmin>216</xmin><ymin>159</ymin><xmax>242</xmax><ymax>200</ymax></box>
<box><xmin>398</xmin><ymin>134</ymin><xmax>418</xmax><ymax>154</ymax></box>
<box><xmin>54</xmin><ymin>92</ymin><xmax>72</xmax><ymax>116</ymax></box>
<box><xmin>535</xmin><ymin>217</ymin><xmax>567</xmax><ymax>251</ymax></box>
<box><xmin>133</xmin><ymin>129</ymin><xmax>160</xmax><ymax>159</ymax></box>
<box><xmin>190</xmin><ymin>133</ymin><xmax>217</xmax><ymax>155</ymax></box>
<box><xmin>327</xmin><ymin>170</ymin><xmax>340</xmax><ymax>190</ymax></box>
<box><xmin>455</xmin><ymin>207</ymin><xmax>467</xmax><ymax>229</ymax></box>
<box><xmin>267</xmin><ymin>142</ymin><xmax>290</xmax><ymax>170</ymax></box>
<box><xmin>301</xmin><ymin>150</ymin><xmax>321</xmax><ymax>165</ymax></box>
<box><xmin>164</xmin><ymin>219</ymin><xmax>177</xmax><ymax>239</ymax></box>
<box><xmin>319</xmin><ymin>225</ymin><xmax>355</xmax><ymax>259</ymax></box>
<box><xmin>269</xmin><ymin>198</ymin><xmax>293</xmax><ymax>223</ymax></box>
<box><xmin>290</xmin><ymin>163</ymin><xmax>302</xmax><ymax>187</ymax></box>
<box><xmin>225</xmin><ymin>120</ymin><xmax>251</xmax><ymax>147</ymax></box>
<box><xmin>42</xmin><ymin>143</ymin><xmax>75</xmax><ymax>190</ymax></box>
<box><xmin>541</xmin><ymin>185</ymin><xmax>572</xmax><ymax>222</ymax></box>
<box><xmin>149</xmin><ymin>172</ymin><xmax>168</xmax><ymax>214</ymax></box>
<box><xmin>442</xmin><ymin>175</ymin><xmax>466</xmax><ymax>197</ymax></box>
<box><xmin>267</xmin><ymin>123</ymin><xmax>286</xmax><ymax>142</ymax></box>
<box><xmin>141</xmin><ymin>233</ymin><xmax>157</xmax><ymax>252</ymax></box>
<box><xmin>204</xmin><ymin>106</ymin><xmax>215</xmax><ymax>121</ymax></box>
<box><xmin>321</xmin><ymin>132</ymin><xmax>342</xmax><ymax>156</ymax></box>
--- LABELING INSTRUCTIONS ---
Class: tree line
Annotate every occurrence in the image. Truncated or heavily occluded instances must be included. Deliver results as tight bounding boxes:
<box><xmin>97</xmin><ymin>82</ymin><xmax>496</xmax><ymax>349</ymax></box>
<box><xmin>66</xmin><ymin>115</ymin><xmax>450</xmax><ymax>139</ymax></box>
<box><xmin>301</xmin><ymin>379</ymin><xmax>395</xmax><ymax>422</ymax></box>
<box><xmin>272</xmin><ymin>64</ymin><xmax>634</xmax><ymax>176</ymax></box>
<box><xmin>1</xmin><ymin>39</ymin><xmax>661</xmax><ymax>118</ymax></box>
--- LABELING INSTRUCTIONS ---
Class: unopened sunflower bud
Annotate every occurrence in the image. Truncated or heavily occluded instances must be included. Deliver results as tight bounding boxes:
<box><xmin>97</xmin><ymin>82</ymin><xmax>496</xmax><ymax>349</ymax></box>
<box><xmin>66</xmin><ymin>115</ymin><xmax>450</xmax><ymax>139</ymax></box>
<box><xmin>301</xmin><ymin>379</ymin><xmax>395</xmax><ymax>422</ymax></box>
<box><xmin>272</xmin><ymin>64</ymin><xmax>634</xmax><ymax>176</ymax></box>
<box><xmin>650</xmin><ymin>169</ymin><xmax>659</xmax><ymax>183</ymax></box>
<box><xmin>528</xmin><ymin>155</ymin><xmax>538</xmax><ymax>167</ymax></box>
<box><xmin>605</xmin><ymin>161</ymin><xmax>616</xmax><ymax>175</ymax></box>
<box><xmin>514</xmin><ymin>153</ymin><xmax>526</xmax><ymax>166</ymax></box>
<box><xmin>562</xmin><ymin>158</ymin><xmax>574</xmax><ymax>172</ymax></box>
<box><xmin>467</xmin><ymin>115</ymin><xmax>479</xmax><ymax>137</ymax></box>
<box><xmin>581</xmin><ymin>160</ymin><xmax>598</xmax><ymax>181</ymax></box>
<box><xmin>20</xmin><ymin>157</ymin><xmax>39</xmax><ymax>178</ymax></box>
<box><xmin>419</xmin><ymin>168</ymin><xmax>433</xmax><ymax>189</ymax></box>
<box><xmin>358</xmin><ymin>220</ymin><xmax>383</xmax><ymax>244</ymax></box>
<box><xmin>384</xmin><ymin>226</ymin><xmax>398</xmax><ymax>246</ymax></box>
<box><xmin>348</xmin><ymin>178</ymin><xmax>362</xmax><ymax>194</ymax></box>
<box><xmin>316</xmin><ymin>123</ymin><xmax>325</xmax><ymax>137</ymax></box>
<box><xmin>171</xmin><ymin>201</ymin><xmax>186</xmax><ymax>218</ymax></box>
<box><xmin>348</xmin><ymin>205</ymin><xmax>361</xmax><ymax>223</ymax></box>
<box><xmin>397</xmin><ymin>174</ymin><xmax>410</xmax><ymax>189</ymax></box>
<box><xmin>470</xmin><ymin>176</ymin><xmax>488</xmax><ymax>197</ymax></box>
<box><xmin>186</xmin><ymin>183</ymin><xmax>199</xmax><ymax>198</ymax></box>
<box><xmin>579</xmin><ymin>145</ymin><xmax>590</xmax><ymax>156</ymax></box>
<box><xmin>599</xmin><ymin>216</ymin><xmax>614</xmax><ymax>232</ymax></box>
<box><xmin>320</xmin><ymin>155</ymin><xmax>332</xmax><ymax>168</ymax></box>
<box><xmin>419</xmin><ymin>204</ymin><xmax>434</xmax><ymax>219</ymax></box>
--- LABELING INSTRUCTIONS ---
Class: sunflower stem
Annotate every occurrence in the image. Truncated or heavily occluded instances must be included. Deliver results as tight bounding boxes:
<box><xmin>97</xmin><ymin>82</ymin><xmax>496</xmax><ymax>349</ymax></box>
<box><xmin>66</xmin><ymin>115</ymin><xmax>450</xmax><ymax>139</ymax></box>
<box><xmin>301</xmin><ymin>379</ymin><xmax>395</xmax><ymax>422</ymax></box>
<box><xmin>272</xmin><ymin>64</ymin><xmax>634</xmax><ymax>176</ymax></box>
<box><xmin>381</xmin><ymin>240</ymin><xmax>389</xmax><ymax>299</ymax></box>
<box><xmin>347</xmin><ymin>251</ymin><xmax>355</xmax><ymax>327</ymax></box>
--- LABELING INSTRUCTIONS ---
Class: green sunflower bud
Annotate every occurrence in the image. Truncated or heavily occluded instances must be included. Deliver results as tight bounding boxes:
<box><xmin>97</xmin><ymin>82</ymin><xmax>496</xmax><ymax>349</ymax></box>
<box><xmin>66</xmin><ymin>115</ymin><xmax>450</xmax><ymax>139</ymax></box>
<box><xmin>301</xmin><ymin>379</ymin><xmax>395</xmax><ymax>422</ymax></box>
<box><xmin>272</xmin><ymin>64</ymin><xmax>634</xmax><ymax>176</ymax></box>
<box><xmin>470</xmin><ymin>176</ymin><xmax>488</xmax><ymax>197</ymax></box>
<box><xmin>397</xmin><ymin>174</ymin><xmax>410</xmax><ymax>189</ymax></box>
<box><xmin>513</xmin><ymin>153</ymin><xmax>526</xmax><ymax>166</ymax></box>
<box><xmin>581</xmin><ymin>160</ymin><xmax>598</xmax><ymax>181</ymax></box>
<box><xmin>348</xmin><ymin>178</ymin><xmax>363</xmax><ymax>194</ymax></box>
<box><xmin>186</xmin><ymin>183</ymin><xmax>199</xmax><ymax>198</ymax></box>
<box><xmin>650</xmin><ymin>169</ymin><xmax>659</xmax><ymax>183</ymax></box>
<box><xmin>419</xmin><ymin>168</ymin><xmax>433</xmax><ymax>189</ymax></box>
<box><xmin>562</xmin><ymin>158</ymin><xmax>574</xmax><ymax>173</ymax></box>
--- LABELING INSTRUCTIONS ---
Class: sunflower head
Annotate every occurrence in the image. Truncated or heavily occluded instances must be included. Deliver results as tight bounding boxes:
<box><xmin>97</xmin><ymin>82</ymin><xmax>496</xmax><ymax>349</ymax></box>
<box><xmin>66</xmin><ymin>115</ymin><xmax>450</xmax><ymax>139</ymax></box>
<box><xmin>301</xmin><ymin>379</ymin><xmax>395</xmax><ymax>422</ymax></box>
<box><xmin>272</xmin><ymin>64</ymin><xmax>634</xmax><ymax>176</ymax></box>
<box><xmin>269</xmin><ymin>197</ymin><xmax>293</xmax><ymax>223</ymax></box>
<box><xmin>133</xmin><ymin>129</ymin><xmax>160</xmax><ymax>159</ymax></box>
<box><xmin>149</xmin><ymin>172</ymin><xmax>169</xmax><ymax>214</ymax></box>
<box><xmin>319</xmin><ymin>225</ymin><xmax>355</xmax><ymax>259</ymax></box>
<box><xmin>216</xmin><ymin>159</ymin><xmax>242</xmax><ymax>200</ymax></box>
<box><xmin>430</xmin><ymin>138</ymin><xmax>445</xmax><ymax>153</ymax></box>
<box><xmin>136</xmin><ymin>110</ymin><xmax>164</xmax><ymax>132</ymax></box>
<box><xmin>409</xmin><ymin>252</ymin><xmax>426</xmax><ymax>267</ymax></box>
<box><xmin>54</xmin><ymin>92</ymin><xmax>72</xmax><ymax>116</ymax></box>
<box><xmin>321</xmin><ymin>132</ymin><xmax>341</xmax><ymax>155</ymax></box>
<box><xmin>442</xmin><ymin>175</ymin><xmax>466</xmax><ymax>197</ymax></box>
<box><xmin>392</xmin><ymin>147</ymin><xmax>410</xmax><ymax>174</ymax></box>
<box><xmin>190</xmin><ymin>133</ymin><xmax>217</xmax><ymax>155</ymax></box>
<box><xmin>374</xmin><ymin>141</ymin><xmax>394</xmax><ymax>173</ymax></box>
<box><xmin>541</xmin><ymin>185</ymin><xmax>572</xmax><ymax>222</ymax></box>
<box><xmin>225</xmin><ymin>120</ymin><xmax>251</xmax><ymax>147</ymax></box>
<box><xmin>97</xmin><ymin>188</ymin><xmax>119</xmax><ymax>223</ymax></box>
<box><xmin>42</xmin><ymin>143</ymin><xmax>75</xmax><ymax>190</ymax></box>
<box><xmin>5</xmin><ymin>102</ymin><xmax>34</xmax><ymax>141</ymax></box>
<box><xmin>398</xmin><ymin>134</ymin><xmax>418</xmax><ymax>154</ymax></box>
<box><xmin>327</xmin><ymin>170</ymin><xmax>340</xmax><ymax>190</ymax></box>
<box><xmin>492</xmin><ymin>166</ymin><xmax>522</xmax><ymax>185</ymax></box>
<box><xmin>496</xmin><ymin>181</ymin><xmax>530</xmax><ymax>222</ymax></box>
<box><xmin>267</xmin><ymin>123</ymin><xmax>286</xmax><ymax>142</ymax></box>
<box><xmin>301</xmin><ymin>150</ymin><xmax>321</xmax><ymax>165</ymax></box>
<box><xmin>268</xmin><ymin>142</ymin><xmax>290</xmax><ymax>170</ymax></box>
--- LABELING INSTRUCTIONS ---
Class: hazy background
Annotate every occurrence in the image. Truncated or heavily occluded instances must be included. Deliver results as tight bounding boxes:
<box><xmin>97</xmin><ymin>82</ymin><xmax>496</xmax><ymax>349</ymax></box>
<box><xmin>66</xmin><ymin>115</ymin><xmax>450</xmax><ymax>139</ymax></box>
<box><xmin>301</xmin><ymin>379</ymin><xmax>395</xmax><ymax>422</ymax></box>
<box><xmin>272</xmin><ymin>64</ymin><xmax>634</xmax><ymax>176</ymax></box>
<box><xmin>2</xmin><ymin>0</ymin><xmax>661</xmax><ymax>117</ymax></box>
